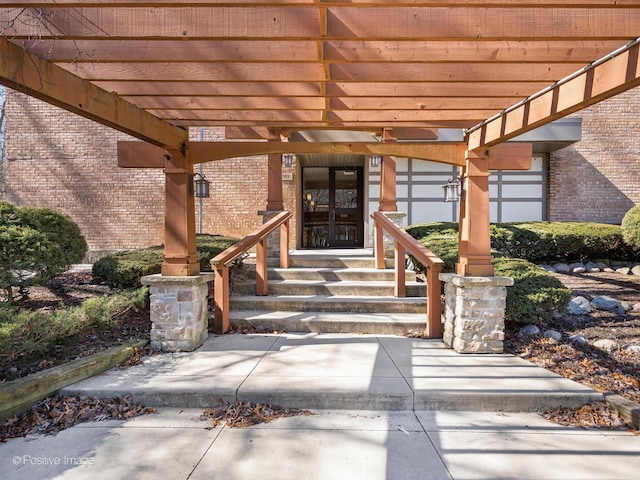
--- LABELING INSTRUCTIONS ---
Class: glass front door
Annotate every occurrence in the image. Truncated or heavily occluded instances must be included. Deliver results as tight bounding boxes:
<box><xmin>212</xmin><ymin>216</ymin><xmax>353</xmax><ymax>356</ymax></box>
<box><xmin>302</xmin><ymin>167</ymin><xmax>363</xmax><ymax>248</ymax></box>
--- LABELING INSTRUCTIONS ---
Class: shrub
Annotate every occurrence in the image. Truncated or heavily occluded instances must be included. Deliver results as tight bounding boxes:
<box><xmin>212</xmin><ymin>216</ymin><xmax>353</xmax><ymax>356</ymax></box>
<box><xmin>93</xmin><ymin>234</ymin><xmax>238</xmax><ymax>288</ymax></box>
<box><xmin>0</xmin><ymin>202</ymin><xmax>87</xmax><ymax>302</ymax></box>
<box><xmin>406</xmin><ymin>222</ymin><xmax>572</xmax><ymax>324</ymax></box>
<box><xmin>492</xmin><ymin>258</ymin><xmax>571</xmax><ymax>324</ymax></box>
<box><xmin>622</xmin><ymin>205</ymin><xmax>640</xmax><ymax>251</ymax></box>
<box><xmin>0</xmin><ymin>287</ymin><xmax>149</xmax><ymax>377</ymax></box>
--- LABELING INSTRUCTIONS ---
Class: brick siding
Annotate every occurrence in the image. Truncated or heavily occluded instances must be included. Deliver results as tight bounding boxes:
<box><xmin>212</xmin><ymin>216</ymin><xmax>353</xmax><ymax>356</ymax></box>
<box><xmin>548</xmin><ymin>86</ymin><xmax>640</xmax><ymax>224</ymax></box>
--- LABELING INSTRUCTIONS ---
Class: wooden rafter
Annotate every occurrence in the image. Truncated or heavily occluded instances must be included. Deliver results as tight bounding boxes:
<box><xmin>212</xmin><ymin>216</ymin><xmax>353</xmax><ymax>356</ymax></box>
<box><xmin>1</xmin><ymin>2</ymin><xmax>639</xmax><ymax>137</ymax></box>
<box><xmin>0</xmin><ymin>37</ymin><xmax>187</xmax><ymax>149</ymax></box>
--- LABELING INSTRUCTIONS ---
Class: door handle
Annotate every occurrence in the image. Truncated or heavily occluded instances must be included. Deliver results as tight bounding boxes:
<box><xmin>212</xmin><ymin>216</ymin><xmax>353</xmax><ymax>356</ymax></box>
<box><xmin>330</xmin><ymin>211</ymin><xmax>336</xmax><ymax>220</ymax></box>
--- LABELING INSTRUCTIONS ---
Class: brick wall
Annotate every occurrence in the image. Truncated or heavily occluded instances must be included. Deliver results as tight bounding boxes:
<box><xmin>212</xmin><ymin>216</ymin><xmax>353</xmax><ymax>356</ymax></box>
<box><xmin>1</xmin><ymin>92</ymin><xmax>298</xmax><ymax>257</ymax></box>
<box><xmin>548</xmin><ymin>86</ymin><xmax>640</xmax><ymax>224</ymax></box>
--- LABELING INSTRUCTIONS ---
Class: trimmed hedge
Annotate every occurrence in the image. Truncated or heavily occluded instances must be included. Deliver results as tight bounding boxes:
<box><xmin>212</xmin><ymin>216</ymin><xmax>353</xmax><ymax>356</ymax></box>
<box><xmin>93</xmin><ymin>234</ymin><xmax>238</xmax><ymax>288</ymax></box>
<box><xmin>622</xmin><ymin>205</ymin><xmax>640</xmax><ymax>251</ymax></box>
<box><xmin>405</xmin><ymin>222</ymin><xmax>580</xmax><ymax>324</ymax></box>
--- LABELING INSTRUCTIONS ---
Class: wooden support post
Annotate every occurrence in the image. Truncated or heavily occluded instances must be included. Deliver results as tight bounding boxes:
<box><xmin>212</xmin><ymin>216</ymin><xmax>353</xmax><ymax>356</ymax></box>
<box><xmin>426</xmin><ymin>264</ymin><xmax>443</xmax><ymax>338</ymax></box>
<box><xmin>457</xmin><ymin>151</ymin><xmax>494</xmax><ymax>276</ymax></box>
<box><xmin>374</xmin><ymin>223</ymin><xmax>385</xmax><ymax>269</ymax></box>
<box><xmin>394</xmin><ymin>241</ymin><xmax>406</xmax><ymax>298</ymax></box>
<box><xmin>379</xmin><ymin>130</ymin><xmax>398</xmax><ymax>212</ymax></box>
<box><xmin>280</xmin><ymin>220</ymin><xmax>290</xmax><ymax>269</ymax></box>
<box><xmin>214</xmin><ymin>265</ymin><xmax>229</xmax><ymax>334</ymax></box>
<box><xmin>266</xmin><ymin>130</ymin><xmax>284</xmax><ymax>211</ymax></box>
<box><xmin>256</xmin><ymin>237</ymin><xmax>268</xmax><ymax>296</ymax></box>
<box><xmin>162</xmin><ymin>149</ymin><xmax>199</xmax><ymax>276</ymax></box>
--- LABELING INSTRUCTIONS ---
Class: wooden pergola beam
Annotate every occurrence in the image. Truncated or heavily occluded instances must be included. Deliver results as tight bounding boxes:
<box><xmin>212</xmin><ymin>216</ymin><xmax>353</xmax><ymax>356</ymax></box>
<box><xmin>0</xmin><ymin>38</ymin><xmax>187</xmax><ymax>150</ymax></box>
<box><xmin>467</xmin><ymin>39</ymin><xmax>640</xmax><ymax>150</ymax></box>
<box><xmin>118</xmin><ymin>140</ymin><xmax>531</xmax><ymax>170</ymax></box>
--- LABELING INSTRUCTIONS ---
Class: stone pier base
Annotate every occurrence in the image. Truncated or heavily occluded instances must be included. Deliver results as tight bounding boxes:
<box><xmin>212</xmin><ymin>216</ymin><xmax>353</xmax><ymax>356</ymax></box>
<box><xmin>141</xmin><ymin>273</ymin><xmax>214</xmax><ymax>352</ymax></box>
<box><xmin>258</xmin><ymin>210</ymin><xmax>283</xmax><ymax>257</ymax></box>
<box><xmin>380</xmin><ymin>211</ymin><xmax>407</xmax><ymax>258</ymax></box>
<box><xmin>439</xmin><ymin>273</ymin><xmax>514</xmax><ymax>354</ymax></box>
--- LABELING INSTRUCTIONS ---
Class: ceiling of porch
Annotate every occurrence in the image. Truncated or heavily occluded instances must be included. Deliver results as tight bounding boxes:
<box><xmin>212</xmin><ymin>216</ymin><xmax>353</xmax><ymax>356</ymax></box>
<box><xmin>1</xmin><ymin>2</ymin><xmax>639</xmax><ymax>149</ymax></box>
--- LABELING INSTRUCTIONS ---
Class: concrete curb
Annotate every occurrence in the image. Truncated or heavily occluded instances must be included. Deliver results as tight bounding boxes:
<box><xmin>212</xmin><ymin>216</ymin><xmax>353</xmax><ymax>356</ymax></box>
<box><xmin>0</xmin><ymin>339</ymin><xmax>148</xmax><ymax>423</ymax></box>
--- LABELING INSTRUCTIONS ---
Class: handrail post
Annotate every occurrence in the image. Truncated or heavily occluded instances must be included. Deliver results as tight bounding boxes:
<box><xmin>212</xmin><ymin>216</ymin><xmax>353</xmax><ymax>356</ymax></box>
<box><xmin>280</xmin><ymin>219</ymin><xmax>290</xmax><ymax>269</ymax></box>
<box><xmin>256</xmin><ymin>237</ymin><xmax>268</xmax><ymax>296</ymax></box>
<box><xmin>374</xmin><ymin>222</ymin><xmax>385</xmax><ymax>269</ymax></box>
<box><xmin>213</xmin><ymin>265</ymin><xmax>230</xmax><ymax>334</ymax></box>
<box><xmin>427</xmin><ymin>264</ymin><xmax>443</xmax><ymax>338</ymax></box>
<box><xmin>394</xmin><ymin>241</ymin><xmax>406</xmax><ymax>297</ymax></box>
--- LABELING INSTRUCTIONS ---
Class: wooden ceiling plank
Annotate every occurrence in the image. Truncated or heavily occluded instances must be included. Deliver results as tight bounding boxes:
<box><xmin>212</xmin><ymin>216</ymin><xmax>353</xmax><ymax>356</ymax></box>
<box><xmin>95</xmin><ymin>81</ymin><xmax>324</xmax><ymax>96</ymax></box>
<box><xmin>125</xmin><ymin>96</ymin><xmax>327</xmax><ymax>110</ymax></box>
<box><xmin>8</xmin><ymin>1</ymin><xmax>640</xmax><ymax>6</ymax></box>
<box><xmin>56</xmin><ymin>62</ymin><xmax>327</xmax><ymax>82</ymax></box>
<box><xmin>323</xmin><ymin>40</ymin><xmax>628</xmax><ymax>63</ymax></box>
<box><xmin>0</xmin><ymin>37</ymin><xmax>187</xmax><ymax>149</ymax></box>
<box><xmin>330</xmin><ymin>96</ymin><xmax>521</xmax><ymax>110</ymax></box>
<box><xmin>326</xmin><ymin>81</ymin><xmax>551</xmax><ymax>97</ymax></box>
<box><xmin>467</xmin><ymin>40</ymin><xmax>640</xmax><ymax>149</ymax></box>
<box><xmin>23</xmin><ymin>39</ymin><xmax>320</xmax><ymax>62</ymax></box>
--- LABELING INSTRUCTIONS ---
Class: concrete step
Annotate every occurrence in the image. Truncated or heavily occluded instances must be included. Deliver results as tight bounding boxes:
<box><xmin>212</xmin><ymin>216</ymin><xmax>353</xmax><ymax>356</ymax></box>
<box><xmin>229</xmin><ymin>294</ymin><xmax>427</xmax><ymax>314</ymax></box>
<box><xmin>249</xmin><ymin>267</ymin><xmax>417</xmax><ymax>282</ymax></box>
<box><xmin>281</xmin><ymin>255</ymin><xmax>394</xmax><ymax>269</ymax></box>
<box><xmin>228</xmin><ymin>310</ymin><xmax>428</xmax><ymax>335</ymax></box>
<box><xmin>234</xmin><ymin>280</ymin><xmax>426</xmax><ymax>297</ymax></box>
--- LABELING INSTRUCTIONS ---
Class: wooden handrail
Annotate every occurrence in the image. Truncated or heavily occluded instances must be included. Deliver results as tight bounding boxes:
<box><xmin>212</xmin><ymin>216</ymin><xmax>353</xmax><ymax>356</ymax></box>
<box><xmin>371</xmin><ymin>211</ymin><xmax>444</xmax><ymax>338</ymax></box>
<box><xmin>211</xmin><ymin>210</ymin><xmax>292</xmax><ymax>334</ymax></box>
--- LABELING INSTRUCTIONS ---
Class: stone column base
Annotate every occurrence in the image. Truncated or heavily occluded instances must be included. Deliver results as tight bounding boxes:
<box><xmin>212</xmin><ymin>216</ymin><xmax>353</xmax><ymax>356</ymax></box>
<box><xmin>439</xmin><ymin>273</ymin><xmax>514</xmax><ymax>354</ymax></box>
<box><xmin>141</xmin><ymin>273</ymin><xmax>214</xmax><ymax>352</ymax></box>
<box><xmin>258</xmin><ymin>210</ymin><xmax>283</xmax><ymax>257</ymax></box>
<box><xmin>379</xmin><ymin>211</ymin><xmax>407</xmax><ymax>258</ymax></box>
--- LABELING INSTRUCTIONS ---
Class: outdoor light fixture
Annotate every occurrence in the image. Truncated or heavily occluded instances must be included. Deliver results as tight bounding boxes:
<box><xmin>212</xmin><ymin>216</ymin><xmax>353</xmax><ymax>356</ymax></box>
<box><xmin>370</xmin><ymin>155</ymin><xmax>382</xmax><ymax>168</ymax></box>
<box><xmin>442</xmin><ymin>176</ymin><xmax>462</xmax><ymax>203</ymax></box>
<box><xmin>193</xmin><ymin>172</ymin><xmax>210</xmax><ymax>198</ymax></box>
<box><xmin>283</xmin><ymin>153</ymin><xmax>295</xmax><ymax>167</ymax></box>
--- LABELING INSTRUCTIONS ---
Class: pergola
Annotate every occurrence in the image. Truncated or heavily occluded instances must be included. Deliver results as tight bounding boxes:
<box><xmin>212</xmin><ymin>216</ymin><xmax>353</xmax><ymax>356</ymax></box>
<box><xmin>1</xmin><ymin>2</ymin><xmax>640</xmax><ymax>280</ymax></box>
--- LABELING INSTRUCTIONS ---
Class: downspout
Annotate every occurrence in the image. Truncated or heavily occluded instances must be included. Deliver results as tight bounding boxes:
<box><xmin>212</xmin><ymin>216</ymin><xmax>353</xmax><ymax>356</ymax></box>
<box><xmin>198</xmin><ymin>126</ymin><xmax>204</xmax><ymax>234</ymax></box>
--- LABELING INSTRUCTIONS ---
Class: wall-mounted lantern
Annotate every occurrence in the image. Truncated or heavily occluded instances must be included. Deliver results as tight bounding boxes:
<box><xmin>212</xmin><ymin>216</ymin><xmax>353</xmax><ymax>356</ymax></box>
<box><xmin>442</xmin><ymin>176</ymin><xmax>462</xmax><ymax>203</ymax></box>
<box><xmin>283</xmin><ymin>153</ymin><xmax>295</xmax><ymax>167</ymax></box>
<box><xmin>193</xmin><ymin>172</ymin><xmax>210</xmax><ymax>198</ymax></box>
<box><xmin>370</xmin><ymin>155</ymin><xmax>382</xmax><ymax>168</ymax></box>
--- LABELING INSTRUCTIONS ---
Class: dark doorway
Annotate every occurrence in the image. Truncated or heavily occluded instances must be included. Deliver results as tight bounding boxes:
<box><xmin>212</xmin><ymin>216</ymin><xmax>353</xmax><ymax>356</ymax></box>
<box><xmin>302</xmin><ymin>167</ymin><xmax>364</xmax><ymax>248</ymax></box>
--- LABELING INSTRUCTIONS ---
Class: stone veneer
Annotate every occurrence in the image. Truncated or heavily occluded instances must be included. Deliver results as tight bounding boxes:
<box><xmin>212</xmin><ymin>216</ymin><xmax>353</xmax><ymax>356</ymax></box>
<box><xmin>141</xmin><ymin>273</ymin><xmax>214</xmax><ymax>352</ymax></box>
<box><xmin>439</xmin><ymin>273</ymin><xmax>514</xmax><ymax>354</ymax></box>
<box><xmin>380</xmin><ymin>211</ymin><xmax>407</xmax><ymax>257</ymax></box>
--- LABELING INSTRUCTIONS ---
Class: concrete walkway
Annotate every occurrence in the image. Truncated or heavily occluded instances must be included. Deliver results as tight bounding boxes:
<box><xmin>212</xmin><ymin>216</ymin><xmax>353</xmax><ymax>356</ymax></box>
<box><xmin>1</xmin><ymin>333</ymin><xmax>639</xmax><ymax>479</ymax></box>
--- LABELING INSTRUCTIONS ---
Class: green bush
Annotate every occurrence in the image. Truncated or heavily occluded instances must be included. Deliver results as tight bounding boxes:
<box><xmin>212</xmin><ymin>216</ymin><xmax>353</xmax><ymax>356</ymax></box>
<box><xmin>622</xmin><ymin>205</ymin><xmax>640</xmax><ymax>251</ymax></box>
<box><xmin>406</xmin><ymin>222</ymin><xmax>572</xmax><ymax>324</ymax></box>
<box><xmin>0</xmin><ymin>202</ymin><xmax>87</xmax><ymax>302</ymax></box>
<box><xmin>93</xmin><ymin>234</ymin><xmax>238</xmax><ymax>288</ymax></box>
<box><xmin>493</xmin><ymin>258</ymin><xmax>571</xmax><ymax>324</ymax></box>
<box><xmin>0</xmin><ymin>287</ymin><xmax>149</xmax><ymax>377</ymax></box>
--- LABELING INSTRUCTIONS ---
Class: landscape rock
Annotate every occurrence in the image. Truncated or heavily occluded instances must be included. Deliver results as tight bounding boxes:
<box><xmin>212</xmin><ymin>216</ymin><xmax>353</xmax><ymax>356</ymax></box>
<box><xmin>544</xmin><ymin>329</ymin><xmax>562</xmax><ymax>342</ymax></box>
<box><xmin>538</xmin><ymin>264</ymin><xmax>556</xmax><ymax>273</ymax></box>
<box><xmin>584</xmin><ymin>262</ymin><xmax>601</xmax><ymax>273</ymax></box>
<box><xmin>567</xmin><ymin>296</ymin><xmax>593</xmax><ymax>315</ymax></box>
<box><xmin>621</xmin><ymin>301</ymin><xmax>635</xmax><ymax>312</ymax></box>
<box><xmin>595</xmin><ymin>262</ymin><xmax>610</xmax><ymax>271</ymax></box>
<box><xmin>570</xmin><ymin>262</ymin><xmax>586</xmax><ymax>273</ymax></box>
<box><xmin>625</xmin><ymin>345</ymin><xmax>640</xmax><ymax>355</ymax></box>
<box><xmin>518</xmin><ymin>324</ymin><xmax>540</xmax><ymax>338</ymax></box>
<box><xmin>569</xmin><ymin>335</ymin><xmax>588</xmax><ymax>345</ymax></box>
<box><xmin>591</xmin><ymin>295</ymin><xmax>624</xmax><ymax>312</ymax></box>
<box><xmin>593</xmin><ymin>339</ymin><xmax>618</xmax><ymax>352</ymax></box>
<box><xmin>634</xmin><ymin>302</ymin><xmax>640</xmax><ymax>312</ymax></box>
<box><xmin>553</xmin><ymin>263</ymin><xmax>571</xmax><ymax>274</ymax></box>
<box><xmin>632</xmin><ymin>265</ymin><xmax>640</xmax><ymax>276</ymax></box>
<box><xmin>617</xmin><ymin>267</ymin><xmax>631</xmax><ymax>275</ymax></box>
